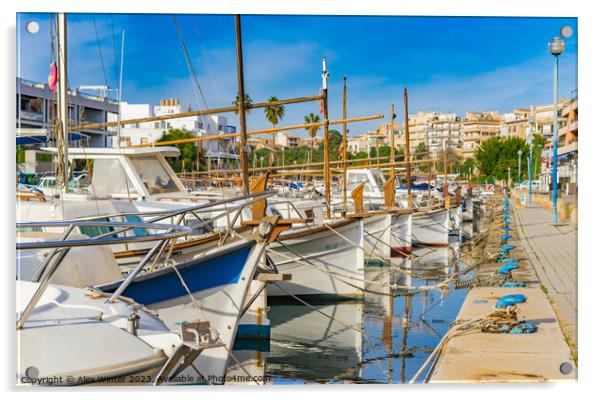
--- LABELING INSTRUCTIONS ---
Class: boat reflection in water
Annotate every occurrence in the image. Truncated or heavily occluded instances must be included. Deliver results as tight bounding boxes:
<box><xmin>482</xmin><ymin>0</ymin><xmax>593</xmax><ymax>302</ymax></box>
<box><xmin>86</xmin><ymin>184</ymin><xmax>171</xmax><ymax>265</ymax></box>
<box><xmin>226</xmin><ymin>219</ymin><xmax>485</xmax><ymax>384</ymax></box>
<box><xmin>266</xmin><ymin>300</ymin><xmax>364</xmax><ymax>383</ymax></box>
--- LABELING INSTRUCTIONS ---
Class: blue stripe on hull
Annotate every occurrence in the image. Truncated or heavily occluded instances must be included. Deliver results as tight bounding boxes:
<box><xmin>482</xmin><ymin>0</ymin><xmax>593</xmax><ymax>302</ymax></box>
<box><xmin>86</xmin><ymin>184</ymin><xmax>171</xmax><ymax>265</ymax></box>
<box><xmin>101</xmin><ymin>243</ymin><xmax>254</xmax><ymax>305</ymax></box>
<box><xmin>235</xmin><ymin>323</ymin><xmax>270</xmax><ymax>340</ymax></box>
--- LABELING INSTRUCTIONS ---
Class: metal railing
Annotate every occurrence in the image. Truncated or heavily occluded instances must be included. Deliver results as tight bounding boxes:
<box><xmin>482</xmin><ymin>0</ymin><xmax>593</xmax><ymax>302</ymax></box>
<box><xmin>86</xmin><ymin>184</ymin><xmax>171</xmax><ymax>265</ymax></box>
<box><xmin>16</xmin><ymin>190</ymin><xmax>277</xmax><ymax>330</ymax></box>
<box><xmin>16</xmin><ymin>220</ymin><xmax>191</xmax><ymax>330</ymax></box>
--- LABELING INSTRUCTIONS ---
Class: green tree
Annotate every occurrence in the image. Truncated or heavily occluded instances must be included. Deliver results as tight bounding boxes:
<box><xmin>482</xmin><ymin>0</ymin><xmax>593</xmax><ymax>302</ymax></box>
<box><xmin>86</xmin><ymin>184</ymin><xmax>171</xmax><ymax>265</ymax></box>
<box><xmin>157</xmin><ymin>128</ymin><xmax>204</xmax><ymax>173</ymax></box>
<box><xmin>304</xmin><ymin>113</ymin><xmax>321</xmax><ymax>162</ymax></box>
<box><xmin>415</xmin><ymin>142</ymin><xmax>428</xmax><ymax>159</ymax></box>
<box><xmin>328</xmin><ymin>129</ymin><xmax>342</xmax><ymax>160</ymax></box>
<box><xmin>460</xmin><ymin>157</ymin><xmax>476</xmax><ymax>180</ymax></box>
<box><xmin>414</xmin><ymin>142</ymin><xmax>429</xmax><ymax>172</ymax></box>
<box><xmin>232</xmin><ymin>94</ymin><xmax>253</xmax><ymax>115</ymax></box>
<box><xmin>264</xmin><ymin>96</ymin><xmax>285</xmax><ymax>147</ymax></box>
<box><xmin>475</xmin><ymin>136</ymin><xmax>530</xmax><ymax>183</ymax></box>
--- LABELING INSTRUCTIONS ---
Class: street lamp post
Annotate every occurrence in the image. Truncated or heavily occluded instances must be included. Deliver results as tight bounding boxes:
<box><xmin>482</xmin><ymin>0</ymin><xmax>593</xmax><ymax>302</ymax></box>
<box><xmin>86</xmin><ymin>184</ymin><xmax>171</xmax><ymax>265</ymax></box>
<box><xmin>549</xmin><ymin>36</ymin><xmax>566</xmax><ymax>225</ymax></box>
<box><xmin>518</xmin><ymin>150</ymin><xmax>523</xmax><ymax>183</ymax></box>
<box><xmin>528</xmin><ymin>106</ymin><xmax>534</xmax><ymax>204</ymax></box>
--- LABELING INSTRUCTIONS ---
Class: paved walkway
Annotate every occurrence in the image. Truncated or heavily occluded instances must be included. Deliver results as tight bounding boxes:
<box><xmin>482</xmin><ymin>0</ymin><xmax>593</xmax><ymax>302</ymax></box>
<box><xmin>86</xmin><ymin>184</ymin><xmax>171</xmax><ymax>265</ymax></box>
<box><xmin>514</xmin><ymin>204</ymin><xmax>577</xmax><ymax>351</ymax></box>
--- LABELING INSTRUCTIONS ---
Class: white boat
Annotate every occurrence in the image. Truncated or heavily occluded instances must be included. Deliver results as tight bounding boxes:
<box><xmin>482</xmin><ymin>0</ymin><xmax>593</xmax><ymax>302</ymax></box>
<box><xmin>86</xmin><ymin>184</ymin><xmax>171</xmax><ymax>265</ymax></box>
<box><xmin>17</xmin><ymin>218</ymin><xmax>278</xmax><ymax>383</ymax></box>
<box><xmin>266</xmin><ymin>217</ymin><xmax>365</xmax><ymax>298</ymax></box>
<box><xmin>362</xmin><ymin>214</ymin><xmax>392</xmax><ymax>264</ymax></box>
<box><xmin>390</xmin><ymin>212</ymin><xmax>413</xmax><ymax>257</ymax></box>
<box><xmin>411</xmin><ymin>208</ymin><xmax>450</xmax><ymax>247</ymax></box>
<box><xmin>16</xmin><ymin>280</ymin><xmax>183</xmax><ymax>386</ymax></box>
<box><xmin>19</xmin><ymin>146</ymin><xmax>274</xmax><ymax>341</ymax></box>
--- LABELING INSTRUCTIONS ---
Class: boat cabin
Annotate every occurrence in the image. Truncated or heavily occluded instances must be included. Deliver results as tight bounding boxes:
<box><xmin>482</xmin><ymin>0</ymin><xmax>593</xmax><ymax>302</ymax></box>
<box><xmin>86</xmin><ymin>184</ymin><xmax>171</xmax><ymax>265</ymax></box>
<box><xmin>41</xmin><ymin>146</ymin><xmax>187</xmax><ymax>201</ymax></box>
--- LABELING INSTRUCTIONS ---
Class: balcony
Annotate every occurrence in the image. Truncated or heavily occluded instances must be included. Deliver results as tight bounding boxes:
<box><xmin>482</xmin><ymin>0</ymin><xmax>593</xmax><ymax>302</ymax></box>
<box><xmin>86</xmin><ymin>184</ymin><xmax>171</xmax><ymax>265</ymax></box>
<box><xmin>19</xmin><ymin>110</ymin><xmax>44</xmax><ymax>122</ymax></box>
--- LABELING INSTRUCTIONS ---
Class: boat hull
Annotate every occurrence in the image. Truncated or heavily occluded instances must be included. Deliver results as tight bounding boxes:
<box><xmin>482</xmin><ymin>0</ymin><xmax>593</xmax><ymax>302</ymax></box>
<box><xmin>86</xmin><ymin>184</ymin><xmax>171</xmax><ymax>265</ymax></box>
<box><xmin>412</xmin><ymin>209</ymin><xmax>450</xmax><ymax>247</ymax></box>
<box><xmin>362</xmin><ymin>214</ymin><xmax>392</xmax><ymax>265</ymax></box>
<box><xmin>390</xmin><ymin>213</ymin><xmax>412</xmax><ymax>257</ymax></box>
<box><xmin>100</xmin><ymin>240</ymin><xmax>263</xmax><ymax>381</ymax></box>
<box><xmin>267</xmin><ymin>219</ymin><xmax>365</xmax><ymax>298</ymax></box>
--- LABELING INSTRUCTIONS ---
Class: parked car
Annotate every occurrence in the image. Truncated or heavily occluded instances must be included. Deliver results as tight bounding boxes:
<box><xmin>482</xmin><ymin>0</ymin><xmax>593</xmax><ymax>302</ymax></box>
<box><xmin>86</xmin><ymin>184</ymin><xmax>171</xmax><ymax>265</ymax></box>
<box><xmin>516</xmin><ymin>180</ymin><xmax>540</xmax><ymax>191</ymax></box>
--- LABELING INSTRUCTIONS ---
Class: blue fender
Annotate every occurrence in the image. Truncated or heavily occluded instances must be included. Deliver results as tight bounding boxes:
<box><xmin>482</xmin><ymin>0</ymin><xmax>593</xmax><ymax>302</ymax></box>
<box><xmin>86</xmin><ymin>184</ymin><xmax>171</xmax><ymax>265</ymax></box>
<box><xmin>502</xmin><ymin>281</ymin><xmax>526</xmax><ymax>288</ymax></box>
<box><xmin>495</xmin><ymin>293</ymin><xmax>527</xmax><ymax>308</ymax></box>
<box><xmin>500</xmin><ymin>244</ymin><xmax>515</xmax><ymax>253</ymax></box>
<box><xmin>509</xmin><ymin>321</ymin><xmax>537</xmax><ymax>334</ymax></box>
<box><xmin>498</xmin><ymin>263</ymin><xmax>519</xmax><ymax>274</ymax></box>
<box><xmin>500</xmin><ymin>234</ymin><xmax>512</xmax><ymax>242</ymax></box>
<box><xmin>499</xmin><ymin>258</ymin><xmax>519</xmax><ymax>263</ymax></box>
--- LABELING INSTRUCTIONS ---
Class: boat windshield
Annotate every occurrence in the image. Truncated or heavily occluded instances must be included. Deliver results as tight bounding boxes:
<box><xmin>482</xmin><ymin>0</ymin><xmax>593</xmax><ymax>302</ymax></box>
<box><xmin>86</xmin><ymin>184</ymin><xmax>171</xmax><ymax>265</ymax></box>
<box><xmin>371</xmin><ymin>169</ymin><xmax>386</xmax><ymax>189</ymax></box>
<box><xmin>129</xmin><ymin>156</ymin><xmax>179</xmax><ymax>195</ymax></box>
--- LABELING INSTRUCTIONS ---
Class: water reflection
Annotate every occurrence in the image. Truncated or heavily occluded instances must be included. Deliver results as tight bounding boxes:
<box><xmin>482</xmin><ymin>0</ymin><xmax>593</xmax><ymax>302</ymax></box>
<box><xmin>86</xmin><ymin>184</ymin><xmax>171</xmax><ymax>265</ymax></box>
<box><xmin>266</xmin><ymin>301</ymin><xmax>364</xmax><ymax>383</ymax></box>
<box><xmin>228</xmin><ymin>220</ymin><xmax>486</xmax><ymax>384</ymax></box>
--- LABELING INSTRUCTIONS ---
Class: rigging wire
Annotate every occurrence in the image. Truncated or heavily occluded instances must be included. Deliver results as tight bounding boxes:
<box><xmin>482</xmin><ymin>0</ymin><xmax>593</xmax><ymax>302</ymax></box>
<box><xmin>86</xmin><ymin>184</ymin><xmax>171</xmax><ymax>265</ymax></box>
<box><xmin>92</xmin><ymin>15</ymin><xmax>110</xmax><ymax>90</ymax></box>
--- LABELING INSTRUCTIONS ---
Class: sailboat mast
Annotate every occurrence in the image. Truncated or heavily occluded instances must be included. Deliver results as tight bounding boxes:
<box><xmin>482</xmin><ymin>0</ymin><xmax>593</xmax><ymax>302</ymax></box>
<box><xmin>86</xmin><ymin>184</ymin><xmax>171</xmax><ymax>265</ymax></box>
<box><xmin>390</xmin><ymin>103</ymin><xmax>395</xmax><ymax>179</ymax></box>
<box><xmin>234</xmin><ymin>15</ymin><xmax>250</xmax><ymax>195</ymax></box>
<box><xmin>57</xmin><ymin>12</ymin><xmax>69</xmax><ymax>193</ymax></box>
<box><xmin>342</xmin><ymin>77</ymin><xmax>348</xmax><ymax>216</ymax></box>
<box><xmin>403</xmin><ymin>88</ymin><xmax>412</xmax><ymax>206</ymax></box>
<box><xmin>322</xmin><ymin>57</ymin><xmax>331</xmax><ymax>218</ymax></box>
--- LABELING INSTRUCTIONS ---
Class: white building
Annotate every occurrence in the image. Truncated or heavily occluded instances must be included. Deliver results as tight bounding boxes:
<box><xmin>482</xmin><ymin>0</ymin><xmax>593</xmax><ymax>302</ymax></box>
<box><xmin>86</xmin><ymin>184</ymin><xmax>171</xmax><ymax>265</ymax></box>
<box><xmin>118</xmin><ymin>98</ymin><xmax>238</xmax><ymax>168</ymax></box>
<box><xmin>17</xmin><ymin>78</ymin><xmax>119</xmax><ymax>147</ymax></box>
<box><xmin>425</xmin><ymin>113</ymin><xmax>462</xmax><ymax>155</ymax></box>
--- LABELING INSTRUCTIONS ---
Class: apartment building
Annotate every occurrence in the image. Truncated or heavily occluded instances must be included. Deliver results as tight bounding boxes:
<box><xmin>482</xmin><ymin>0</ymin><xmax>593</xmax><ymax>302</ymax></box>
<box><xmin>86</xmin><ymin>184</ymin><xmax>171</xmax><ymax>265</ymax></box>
<box><xmin>460</xmin><ymin>111</ymin><xmax>502</xmax><ymax>159</ymax></box>
<box><xmin>426</xmin><ymin>113</ymin><xmax>462</xmax><ymax>155</ymax></box>
<box><xmin>16</xmin><ymin>77</ymin><xmax>119</xmax><ymax>147</ymax></box>
<box><xmin>406</xmin><ymin>111</ymin><xmax>433</xmax><ymax>153</ymax></box>
<box><xmin>375</xmin><ymin>122</ymin><xmax>404</xmax><ymax>150</ymax></box>
<box><xmin>119</xmin><ymin>98</ymin><xmax>237</xmax><ymax>167</ymax></box>
<box><xmin>346</xmin><ymin>131</ymin><xmax>390</xmax><ymax>154</ymax></box>
<box><xmin>500</xmin><ymin>109</ymin><xmax>530</xmax><ymax>139</ymax></box>
<box><xmin>274</xmin><ymin>131</ymin><xmax>301</xmax><ymax>149</ymax></box>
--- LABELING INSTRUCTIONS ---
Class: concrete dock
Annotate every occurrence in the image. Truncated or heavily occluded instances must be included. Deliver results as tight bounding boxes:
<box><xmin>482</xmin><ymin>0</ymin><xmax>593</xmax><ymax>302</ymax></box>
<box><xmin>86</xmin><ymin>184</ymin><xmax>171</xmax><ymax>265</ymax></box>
<box><xmin>430</xmin><ymin>196</ymin><xmax>577</xmax><ymax>383</ymax></box>
<box><xmin>514</xmin><ymin>204</ymin><xmax>577</xmax><ymax>351</ymax></box>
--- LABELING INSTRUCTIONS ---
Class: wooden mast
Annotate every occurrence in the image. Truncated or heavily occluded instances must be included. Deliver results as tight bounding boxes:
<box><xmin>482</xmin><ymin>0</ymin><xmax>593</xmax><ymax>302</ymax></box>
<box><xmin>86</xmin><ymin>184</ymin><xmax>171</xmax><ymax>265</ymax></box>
<box><xmin>389</xmin><ymin>103</ymin><xmax>395</xmax><ymax>178</ymax></box>
<box><xmin>403</xmin><ymin>88</ymin><xmax>412</xmax><ymax>207</ymax></box>
<box><xmin>234</xmin><ymin>15</ymin><xmax>250</xmax><ymax>194</ymax></box>
<box><xmin>342</xmin><ymin>77</ymin><xmax>348</xmax><ymax>216</ymax></box>
<box><xmin>322</xmin><ymin>57</ymin><xmax>331</xmax><ymax>218</ymax></box>
<box><xmin>57</xmin><ymin>12</ymin><xmax>69</xmax><ymax>193</ymax></box>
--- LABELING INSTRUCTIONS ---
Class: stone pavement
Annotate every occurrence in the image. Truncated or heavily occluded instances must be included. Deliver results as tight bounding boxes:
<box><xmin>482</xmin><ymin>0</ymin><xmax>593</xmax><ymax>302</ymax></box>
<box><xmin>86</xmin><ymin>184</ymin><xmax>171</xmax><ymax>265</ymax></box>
<box><xmin>514</xmin><ymin>204</ymin><xmax>577</xmax><ymax>352</ymax></box>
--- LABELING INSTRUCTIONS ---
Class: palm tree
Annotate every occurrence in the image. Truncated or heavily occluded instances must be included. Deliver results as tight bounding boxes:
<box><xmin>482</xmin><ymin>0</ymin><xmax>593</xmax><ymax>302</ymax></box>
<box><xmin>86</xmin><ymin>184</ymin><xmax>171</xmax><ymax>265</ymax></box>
<box><xmin>264</xmin><ymin>96</ymin><xmax>285</xmax><ymax>147</ymax></box>
<box><xmin>232</xmin><ymin>94</ymin><xmax>252</xmax><ymax>115</ymax></box>
<box><xmin>304</xmin><ymin>113</ymin><xmax>321</xmax><ymax>163</ymax></box>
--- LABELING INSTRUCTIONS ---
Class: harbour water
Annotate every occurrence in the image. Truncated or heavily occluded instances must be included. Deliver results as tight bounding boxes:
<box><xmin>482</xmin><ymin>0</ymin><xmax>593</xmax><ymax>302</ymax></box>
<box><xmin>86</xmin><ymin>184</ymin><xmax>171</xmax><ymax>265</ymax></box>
<box><xmin>227</xmin><ymin>220</ymin><xmax>486</xmax><ymax>384</ymax></box>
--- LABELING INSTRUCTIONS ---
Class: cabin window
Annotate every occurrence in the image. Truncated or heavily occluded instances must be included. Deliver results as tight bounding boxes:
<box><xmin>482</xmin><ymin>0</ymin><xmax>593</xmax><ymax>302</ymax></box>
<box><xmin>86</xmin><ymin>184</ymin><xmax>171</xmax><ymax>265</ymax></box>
<box><xmin>123</xmin><ymin>214</ymin><xmax>148</xmax><ymax>237</ymax></box>
<box><xmin>185</xmin><ymin>217</ymin><xmax>213</xmax><ymax>236</ymax></box>
<box><xmin>78</xmin><ymin>217</ymin><xmax>116</xmax><ymax>238</ymax></box>
<box><xmin>90</xmin><ymin>158</ymin><xmax>138</xmax><ymax>197</ymax></box>
<box><xmin>372</xmin><ymin>170</ymin><xmax>386</xmax><ymax>189</ymax></box>
<box><xmin>129</xmin><ymin>156</ymin><xmax>179</xmax><ymax>195</ymax></box>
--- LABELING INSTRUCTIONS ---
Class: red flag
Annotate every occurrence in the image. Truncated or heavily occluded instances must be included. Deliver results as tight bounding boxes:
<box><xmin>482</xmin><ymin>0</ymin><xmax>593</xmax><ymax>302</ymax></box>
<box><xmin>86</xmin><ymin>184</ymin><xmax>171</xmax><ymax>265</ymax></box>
<box><xmin>48</xmin><ymin>63</ymin><xmax>58</xmax><ymax>92</ymax></box>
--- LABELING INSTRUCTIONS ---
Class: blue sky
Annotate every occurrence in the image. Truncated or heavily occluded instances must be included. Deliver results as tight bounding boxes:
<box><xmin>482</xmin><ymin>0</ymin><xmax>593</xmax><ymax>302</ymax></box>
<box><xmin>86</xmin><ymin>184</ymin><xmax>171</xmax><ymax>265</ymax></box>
<box><xmin>17</xmin><ymin>13</ymin><xmax>577</xmax><ymax>136</ymax></box>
